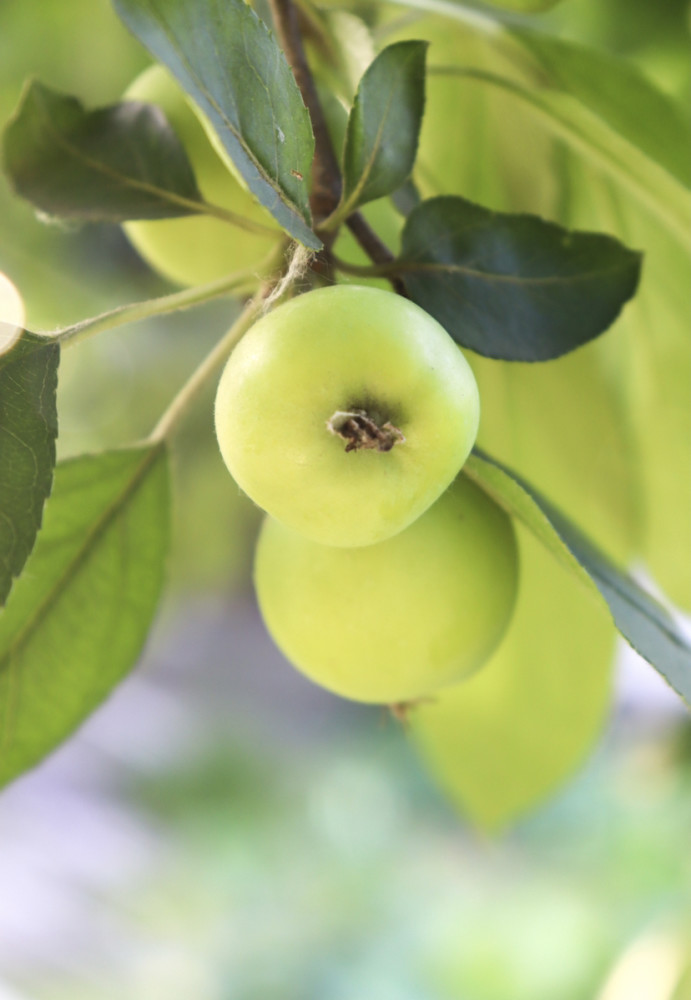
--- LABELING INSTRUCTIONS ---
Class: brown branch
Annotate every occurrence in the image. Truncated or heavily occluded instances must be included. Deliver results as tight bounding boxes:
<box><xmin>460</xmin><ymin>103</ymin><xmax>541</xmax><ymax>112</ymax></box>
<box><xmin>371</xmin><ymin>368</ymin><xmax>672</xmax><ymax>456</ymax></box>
<box><xmin>269</xmin><ymin>0</ymin><xmax>341</xmax><ymax>226</ymax></box>
<box><xmin>346</xmin><ymin>212</ymin><xmax>407</xmax><ymax>295</ymax></box>
<box><xmin>268</xmin><ymin>0</ymin><xmax>405</xmax><ymax>293</ymax></box>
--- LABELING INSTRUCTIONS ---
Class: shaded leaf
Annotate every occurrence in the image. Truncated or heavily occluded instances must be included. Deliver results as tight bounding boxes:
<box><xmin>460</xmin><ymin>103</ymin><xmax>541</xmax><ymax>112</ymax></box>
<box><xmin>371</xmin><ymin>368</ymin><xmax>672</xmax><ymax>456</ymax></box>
<box><xmin>390</xmin><ymin>178</ymin><xmax>422</xmax><ymax>217</ymax></box>
<box><xmin>112</xmin><ymin>0</ymin><xmax>320</xmax><ymax>248</ymax></box>
<box><xmin>398</xmin><ymin>195</ymin><xmax>642</xmax><ymax>360</ymax></box>
<box><xmin>411</xmin><ymin>524</ymin><xmax>614</xmax><ymax>831</ymax></box>
<box><xmin>0</xmin><ymin>446</ymin><xmax>170</xmax><ymax>787</ymax></box>
<box><xmin>465</xmin><ymin>451</ymin><xmax>691</xmax><ymax>705</ymax></box>
<box><xmin>342</xmin><ymin>41</ymin><xmax>427</xmax><ymax>212</ymax></box>
<box><xmin>2</xmin><ymin>79</ymin><xmax>206</xmax><ymax>222</ymax></box>
<box><xmin>0</xmin><ymin>328</ymin><xmax>58</xmax><ymax>606</ymax></box>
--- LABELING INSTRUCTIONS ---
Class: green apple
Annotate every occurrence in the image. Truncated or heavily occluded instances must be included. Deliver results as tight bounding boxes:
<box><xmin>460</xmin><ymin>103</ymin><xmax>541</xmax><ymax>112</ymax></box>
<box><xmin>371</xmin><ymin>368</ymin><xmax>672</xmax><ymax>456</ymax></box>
<box><xmin>214</xmin><ymin>285</ymin><xmax>480</xmax><ymax>547</ymax></box>
<box><xmin>122</xmin><ymin>65</ymin><xmax>281</xmax><ymax>287</ymax></box>
<box><xmin>254</xmin><ymin>475</ymin><xmax>519</xmax><ymax>704</ymax></box>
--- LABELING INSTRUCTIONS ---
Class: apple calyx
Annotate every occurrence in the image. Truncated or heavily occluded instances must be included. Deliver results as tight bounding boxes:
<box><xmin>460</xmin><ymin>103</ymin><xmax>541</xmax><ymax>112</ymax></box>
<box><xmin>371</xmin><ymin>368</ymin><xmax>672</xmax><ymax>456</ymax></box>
<box><xmin>327</xmin><ymin>409</ymin><xmax>406</xmax><ymax>453</ymax></box>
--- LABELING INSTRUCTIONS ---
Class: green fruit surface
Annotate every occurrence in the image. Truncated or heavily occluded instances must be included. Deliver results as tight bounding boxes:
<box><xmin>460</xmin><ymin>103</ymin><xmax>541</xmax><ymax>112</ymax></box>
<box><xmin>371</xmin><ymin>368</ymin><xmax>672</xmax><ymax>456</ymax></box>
<box><xmin>122</xmin><ymin>65</ymin><xmax>280</xmax><ymax>287</ymax></box>
<box><xmin>254</xmin><ymin>475</ymin><xmax>519</xmax><ymax>704</ymax></box>
<box><xmin>215</xmin><ymin>285</ymin><xmax>480</xmax><ymax>547</ymax></box>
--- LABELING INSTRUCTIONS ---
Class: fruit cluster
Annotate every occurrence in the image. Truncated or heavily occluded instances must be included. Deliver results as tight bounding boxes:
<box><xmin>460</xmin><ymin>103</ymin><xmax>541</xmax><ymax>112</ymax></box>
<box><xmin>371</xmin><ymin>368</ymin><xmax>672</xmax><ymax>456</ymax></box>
<box><xmin>120</xmin><ymin>65</ymin><xmax>520</xmax><ymax>708</ymax></box>
<box><xmin>214</xmin><ymin>285</ymin><xmax>520</xmax><ymax>705</ymax></box>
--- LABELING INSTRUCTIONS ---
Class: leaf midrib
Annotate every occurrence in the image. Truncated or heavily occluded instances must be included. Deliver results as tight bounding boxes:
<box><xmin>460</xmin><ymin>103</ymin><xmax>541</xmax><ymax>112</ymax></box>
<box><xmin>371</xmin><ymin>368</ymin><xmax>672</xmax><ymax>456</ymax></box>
<box><xmin>0</xmin><ymin>444</ymin><xmax>166</xmax><ymax>675</ymax></box>
<box><xmin>25</xmin><ymin>86</ymin><xmax>208</xmax><ymax>219</ymax></box>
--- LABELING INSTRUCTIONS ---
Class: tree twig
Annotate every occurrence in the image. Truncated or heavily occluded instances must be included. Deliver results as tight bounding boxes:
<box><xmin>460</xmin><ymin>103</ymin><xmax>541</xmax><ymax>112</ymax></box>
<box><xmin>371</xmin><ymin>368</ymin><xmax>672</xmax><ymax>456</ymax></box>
<box><xmin>346</xmin><ymin>212</ymin><xmax>407</xmax><ymax>295</ymax></box>
<box><xmin>268</xmin><ymin>0</ymin><xmax>341</xmax><ymax>226</ymax></box>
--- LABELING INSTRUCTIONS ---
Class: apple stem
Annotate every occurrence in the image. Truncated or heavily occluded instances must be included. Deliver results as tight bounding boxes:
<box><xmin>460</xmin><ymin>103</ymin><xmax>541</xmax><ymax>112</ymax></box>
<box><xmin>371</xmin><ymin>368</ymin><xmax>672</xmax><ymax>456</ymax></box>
<box><xmin>327</xmin><ymin>409</ymin><xmax>405</xmax><ymax>453</ymax></box>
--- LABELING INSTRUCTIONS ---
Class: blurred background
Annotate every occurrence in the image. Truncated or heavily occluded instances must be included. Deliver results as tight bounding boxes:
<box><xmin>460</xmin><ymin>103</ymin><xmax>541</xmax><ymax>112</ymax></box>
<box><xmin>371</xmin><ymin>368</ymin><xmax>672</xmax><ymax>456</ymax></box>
<box><xmin>1</xmin><ymin>0</ymin><xmax>690</xmax><ymax>997</ymax></box>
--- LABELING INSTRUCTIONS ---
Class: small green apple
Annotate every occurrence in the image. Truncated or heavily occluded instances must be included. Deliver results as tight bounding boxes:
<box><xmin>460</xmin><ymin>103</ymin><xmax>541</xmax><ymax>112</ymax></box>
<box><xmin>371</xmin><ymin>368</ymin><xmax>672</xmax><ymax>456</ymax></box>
<box><xmin>122</xmin><ymin>65</ymin><xmax>281</xmax><ymax>287</ymax></box>
<box><xmin>214</xmin><ymin>285</ymin><xmax>480</xmax><ymax>547</ymax></box>
<box><xmin>254</xmin><ymin>475</ymin><xmax>519</xmax><ymax>704</ymax></box>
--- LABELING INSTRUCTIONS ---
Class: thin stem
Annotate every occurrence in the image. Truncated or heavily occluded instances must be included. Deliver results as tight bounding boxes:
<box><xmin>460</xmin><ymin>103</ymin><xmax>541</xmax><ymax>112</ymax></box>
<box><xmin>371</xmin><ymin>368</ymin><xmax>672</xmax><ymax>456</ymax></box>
<box><xmin>119</xmin><ymin>184</ymin><xmax>276</xmax><ymax>235</ymax></box>
<box><xmin>52</xmin><ymin>266</ymin><xmax>270</xmax><ymax>349</ymax></box>
<box><xmin>202</xmin><ymin>198</ymin><xmax>281</xmax><ymax>235</ymax></box>
<box><xmin>346</xmin><ymin>212</ymin><xmax>395</xmax><ymax>266</ymax></box>
<box><xmin>344</xmin><ymin>212</ymin><xmax>407</xmax><ymax>294</ymax></box>
<box><xmin>331</xmin><ymin>253</ymin><xmax>399</xmax><ymax>279</ymax></box>
<box><xmin>147</xmin><ymin>292</ymin><xmax>265</xmax><ymax>444</ymax></box>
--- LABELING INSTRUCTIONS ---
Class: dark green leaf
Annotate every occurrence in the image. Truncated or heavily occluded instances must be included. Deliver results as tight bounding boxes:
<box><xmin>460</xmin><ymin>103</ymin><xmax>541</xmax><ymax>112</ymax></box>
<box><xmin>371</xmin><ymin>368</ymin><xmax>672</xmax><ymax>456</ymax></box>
<box><xmin>0</xmin><ymin>328</ymin><xmax>58</xmax><ymax>607</ymax></box>
<box><xmin>342</xmin><ymin>41</ymin><xmax>427</xmax><ymax>212</ymax></box>
<box><xmin>398</xmin><ymin>195</ymin><xmax>642</xmax><ymax>361</ymax></box>
<box><xmin>112</xmin><ymin>0</ymin><xmax>320</xmax><ymax>248</ymax></box>
<box><xmin>2</xmin><ymin>79</ymin><xmax>206</xmax><ymax>222</ymax></box>
<box><xmin>465</xmin><ymin>451</ymin><xmax>691</xmax><ymax>706</ymax></box>
<box><xmin>390</xmin><ymin>178</ymin><xmax>421</xmax><ymax>217</ymax></box>
<box><xmin>0</xmin><ymin>446</ymin><xmax>170</xmax><ymax>787</ymax></box>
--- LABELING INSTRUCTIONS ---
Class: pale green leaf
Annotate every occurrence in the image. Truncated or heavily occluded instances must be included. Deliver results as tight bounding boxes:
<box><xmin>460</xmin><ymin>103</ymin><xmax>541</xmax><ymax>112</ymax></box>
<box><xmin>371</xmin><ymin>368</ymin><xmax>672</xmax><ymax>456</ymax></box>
<box><xmin>411</xmin><ymin>524</ymin><xmax>614</xmax><ymax>831</ymax></box>
<box><xmin>465</xmin><ymin>452</ymin><xmax>691</xmax><ymax>705</ymax></box>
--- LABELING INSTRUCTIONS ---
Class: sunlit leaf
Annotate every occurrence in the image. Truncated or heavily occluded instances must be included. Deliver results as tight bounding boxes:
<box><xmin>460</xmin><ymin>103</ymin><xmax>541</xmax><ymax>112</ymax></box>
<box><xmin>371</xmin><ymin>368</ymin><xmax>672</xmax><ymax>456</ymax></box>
<box><xmin>394</xmin><ymin>6</ymin><xmax>690</xmax><ymax>243</ymax></box>
<box><xmin>0</xmin><ymin>446</ymin><xmax>170</xmax><ymax>787</ymax></box>
<box><xmin>465</xmin><ymin>452</ymin><xmax>691</xmax><ymax>705</ymax></box>
<box><xmin>411</xmin><ymin>524</ymin><xmax>614</xmax><ymax>831</ymax></box>
<box><xmin>560</xmin><ymin>157</ymin><xmax>691</xmax><ymax>610</ymax></box>
<box><xmin>484</xmin><ymin>0</ymin><xmax>563</xmax><ymax>10</ymax></box>
<box><xmin>513</xmin><ymin>29</ymin><xmax>691</xmax><ymax>189</ymax></box>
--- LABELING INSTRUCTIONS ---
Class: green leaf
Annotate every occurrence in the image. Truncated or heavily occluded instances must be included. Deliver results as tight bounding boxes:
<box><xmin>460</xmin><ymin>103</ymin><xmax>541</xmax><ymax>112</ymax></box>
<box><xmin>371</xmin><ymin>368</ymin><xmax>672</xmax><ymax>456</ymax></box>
<box><xmin>112</xmin><ymin>0</ymin><xmax>320</xmax><ymax>248</ymax></box>
<box><xmin>559</xmin><ymin>156</ymin><xmax>691</xmax><ymax>610</ymax></box>
<box><xmin>390</xmin><ymin>178</ymin><xmax>421</xmax><ymax>217</ymax></box>
<box><xmin>468</xmin><ymin>341</ymin><xmax>642</xmax><ymax>569</ymax></box>
<box><xmin>465</xmin><ymin>451</ymin><xmax>691</xmax><ymax>706</ymax></box>
<box><xmin>2</xmin><ymin>79</ymin><xmax>206</xmax><ymax>222</ymax></box>
<box><xmin>401</xmin><ymin>6</ymin><xmax>690</xmax><ymax>243</ymax></box>
<box><xmin>0</xmin><ymin>328</ymin><xmax>58</xmax><ymax>607</ymax></box>
<box><xmin>411</xmin><ymin>524</ymin><xmax>614</xmax><ymax>832</ymax></box>
<box><xmin>0</xmin><ymin>446</ymin><xmax>170</xmax><ymax>788</ymax></box>
<box><xmin>341</xmin><ymin>41</ymin><xmax>427</xmax><ymax>214</ymax></box>
<box><xmin>484</xmin><ymin>0</ymin><xmax>563</xmax><ymax>10</ymax></box>
<box><xmin>316</xmin><ymin>10</ymin><xmax>377</xmax><ymax>103</ymax></box>
<box><xmin>431</xmin><ymin>63</ymin><xmax>691</xmax><ymax>247</ymax></box>
<box><xmin>513</xmin><ymin>29</ymin><xmax>691</xmax><ymax>191</ymax></box>
<box><xmin>397</xmin><ymin>195</ymin><xmax>642</xmax><ymax>361</ymax></box>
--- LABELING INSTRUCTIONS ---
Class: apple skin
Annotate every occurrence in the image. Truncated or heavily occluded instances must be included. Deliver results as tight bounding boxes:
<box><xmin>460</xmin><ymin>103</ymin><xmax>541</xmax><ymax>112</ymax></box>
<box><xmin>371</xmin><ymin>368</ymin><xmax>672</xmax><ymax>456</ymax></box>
<box><xmin>122</xmin><ymin>65</ymin><xmax>280</xmax><ymax>287</ymax></box>
<box><xmin>214</xmin><ymin>285</ymin><xmax>481</xmax><ymax>547</ymax></box>
<box><xmin>254</xmin><ymin>474</ymin><xmax>519</xmax><ymax>705</ymax></box>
